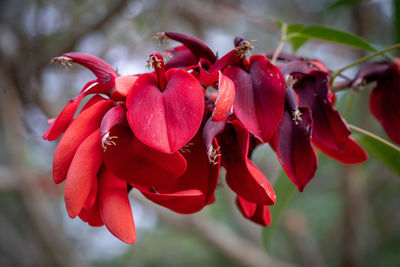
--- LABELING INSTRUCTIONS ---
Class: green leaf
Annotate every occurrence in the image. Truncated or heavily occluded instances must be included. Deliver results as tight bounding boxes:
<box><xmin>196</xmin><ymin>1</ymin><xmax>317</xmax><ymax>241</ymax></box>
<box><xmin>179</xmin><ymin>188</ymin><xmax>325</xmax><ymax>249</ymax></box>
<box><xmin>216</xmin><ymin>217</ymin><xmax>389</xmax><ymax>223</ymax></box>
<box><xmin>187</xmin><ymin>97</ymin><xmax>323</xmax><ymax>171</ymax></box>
<box><xmin>355</xmin><ymin>134</ymin><xmax>400</xmax><ymax>176</ymax></box>
<box><xmin>263</xmin><ymin>170</ymin><xmax>297</xmax><ymax>248</ymax></box>
<box><xmin>328</xmin><ymin>0</ymin><xmax>362</xmax><ymax>10</ymax></box>
<box><xmin>287</xmin><ymin>24</ymin><xmax>308</xmax><ymax>52</ymax></box>
<box><xmin>287</xmin><ymin>25</ymin><xmax>377</xmax><ymax>52</ymax></box>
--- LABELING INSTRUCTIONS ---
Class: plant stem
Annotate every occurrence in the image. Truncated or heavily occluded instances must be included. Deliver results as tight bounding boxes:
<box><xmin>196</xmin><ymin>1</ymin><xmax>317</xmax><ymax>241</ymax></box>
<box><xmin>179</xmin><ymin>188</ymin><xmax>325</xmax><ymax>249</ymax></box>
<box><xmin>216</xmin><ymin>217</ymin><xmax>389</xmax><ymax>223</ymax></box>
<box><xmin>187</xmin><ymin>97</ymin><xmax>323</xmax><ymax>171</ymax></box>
<box><xmin>271</xmin><ymin>23</ymin><xmax>288</xmax><ymax>64</ymax></box>
<box><xmin>330</xmin><ymin>43</ymin><xmax>400</xmax><ymax>86</ymax></box>
<box><xmin>347</xmin><ymin>123</ymin><xmax>400</xmax><ymax>152</ymax></box>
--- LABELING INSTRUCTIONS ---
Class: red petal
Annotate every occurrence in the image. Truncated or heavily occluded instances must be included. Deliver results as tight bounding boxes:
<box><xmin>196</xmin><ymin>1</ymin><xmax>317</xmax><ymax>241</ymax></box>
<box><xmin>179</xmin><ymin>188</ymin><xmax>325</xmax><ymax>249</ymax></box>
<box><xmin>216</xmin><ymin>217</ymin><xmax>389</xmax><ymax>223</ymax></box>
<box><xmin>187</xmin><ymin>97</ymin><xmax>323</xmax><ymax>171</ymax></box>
<box><xmin>165</xmin><ymin>45</ymin><xmax>198</xmax><ymax>70</ymax></box>
<box><xmin>220</xmin><ymin>120</ymin><xmax>276</xmax><ymax>205</ymax></box>
<box><xmin>236</xmin><ymin>196</ymin><xmax>271</xmax><ymax>226</ymax></box>
<box><xmin>64</xmin><ymin>130</ymin><xmax>102</xmax><ymax>218</ymax></box>
<box><xmin>212</xmin><ymin>72</ymin><xmax>235</xmax><ymax>122</ymax></box>
<box><xmin>163</xmin><ymin>32</ymin><xmax>216</xmax><ymax>63</ymax></box>
<box><xmin>103</xmin><ymin>125</ymin><xmax>187</xmax><ymax>186</ymax></box>
<box><xmin>81</xmin><ymin>94</ymin><xmax>109</xmax><ymax>112</ymax></box>
<box><xmin>313</xmin><ymin>137</ymin><xmax>368</xmax><ymax>164</ymax></box>
<box><xmin>99</xmin><ymin>168</ymin><xmax>136</xmax><ymax>244</ymax></box>
<box><xmin>59</xmin><ymin>52</ymin><xmax>117</xmax><ymax>86</ymax></box>
<box><xmin>203</xmin><ymin>118</ymin><xmax>226</xmax><ymax>160</ymax></box>
<box><xmin>79</xmin><ymin>198</ymin><xmax>103</xmax><ymax>227</ymax></box>
<box><xmin>138</xmin><ymin>125</ymin><xmax>220</xmax><ymax>214</ymax></box>
<box><xmin>369</xmin><ymin>65</ymin><xmax>400</xmax><ymax>144</ymax></box>
<box><xmin>53</xmin><ymin>99</ymin><xmax>114</xmax><ymax>184</ymax></box>
<box><xmin>224</xmin><ymin>55</ymin><xmax>285</xmax><ymax>142</ymax></box>
<box><xmin>43</xmin><ymin>93</ymin><xmax>85</xmax><ymax>141</ymax></box>
<box><xmin>139</xmin><ymin>188</ymin><xmax>205</xmax><ymax>214</ymax></box>
<box><xmin>126</xmin><ymin>69</ymin><xmax>204</xmax><ymax>154</ymax></box>
<box><xmin>100</xmin><ymin>105</ymin><xmax>127</xmax><ymax>138</ymax></box>
<box><xmin>110</xmin><ymin>75</ymin><xmax>138</xmax><ymax>100</ymax></box>
<box><xmin>270</xmin><ymin>109</ymin><xmax>318</xmax><ymax>192</ymax></box>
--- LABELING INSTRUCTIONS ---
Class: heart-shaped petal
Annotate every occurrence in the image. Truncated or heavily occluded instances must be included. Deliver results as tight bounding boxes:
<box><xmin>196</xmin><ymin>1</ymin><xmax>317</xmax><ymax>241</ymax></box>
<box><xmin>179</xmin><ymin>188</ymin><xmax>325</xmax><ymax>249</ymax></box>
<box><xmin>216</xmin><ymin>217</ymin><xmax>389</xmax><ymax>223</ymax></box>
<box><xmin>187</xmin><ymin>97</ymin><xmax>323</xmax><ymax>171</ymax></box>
<box><xmin>126</xmin><ymin>69</ymin><xmax>204</xmax><ymax>154</ymax></box>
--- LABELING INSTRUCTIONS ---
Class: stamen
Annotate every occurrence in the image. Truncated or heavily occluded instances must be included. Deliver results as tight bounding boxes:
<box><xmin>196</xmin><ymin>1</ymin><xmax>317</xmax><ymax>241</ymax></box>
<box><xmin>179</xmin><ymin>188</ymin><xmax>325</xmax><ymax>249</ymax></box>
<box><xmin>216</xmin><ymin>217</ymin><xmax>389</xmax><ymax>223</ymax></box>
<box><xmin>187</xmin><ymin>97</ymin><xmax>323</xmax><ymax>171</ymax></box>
<box><xmin>234</xmin><ymin>40</ymin><xmax>254</xmax><ymax>58</ymax></box>
<box><xmin>292</xmin><ymin>109</ymin><xmax>303</xmax><ymax>125</ymax></box>
<box><xmin>51</xmin><ymin>56</ymin><xmax>73</xmax><ymax>67</ymax></box>
<box><xmin>179</xmin><ymin>142</ymin><xmax>194</xmax><ymax>153</ymax></box>
<box><xmin>207</xmin><ymin>146</ymin><xmax>221</xmax><ymax>165</ymax></box>
<box><xmin>285</xmin><ymin>75</ymin><xmax>297</xmax><ymax>88</ymax></box>
<box><xmin>147</xmin><ymin>51</ymin><xmax>167</xmax><ymax>91</ymax></box>
<box><xmin>101</xmin><ymin>132</ymin><xmax>118</xmax><ymax>152</ymax></box>
<box><xmin>152</xmin><ymin>32</ymin><xmax>167</xmax><ymax>45</ymax></box>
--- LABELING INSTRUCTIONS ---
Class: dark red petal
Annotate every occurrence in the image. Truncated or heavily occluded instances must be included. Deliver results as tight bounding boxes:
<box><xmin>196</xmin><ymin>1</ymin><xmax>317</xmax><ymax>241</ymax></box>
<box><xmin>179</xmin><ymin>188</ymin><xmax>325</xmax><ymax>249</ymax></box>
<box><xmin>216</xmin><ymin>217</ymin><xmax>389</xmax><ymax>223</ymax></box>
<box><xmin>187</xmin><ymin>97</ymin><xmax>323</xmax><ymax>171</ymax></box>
<box><xmin>165</xmin><ymin>45</ymin><xmax>198</xmax><ymax>70</ymax></box>
<box><xmin>53</xmin><ymin>99</ymin><xmax>114</xmax><ymax>184</ymax></box>
<box><xmin>352</xmin><ymin>62</ymin><xmax>390</xmax><ymax>87</ymax></box>
<box><xmin>43</xmin><ymin>93</ymin><xmax>85</xmax><ymax>141</ymax></box>
<box><xmin>369</xmin><ymin>66</ymin><xmax>400</xmax><ymax>144</ymax></box>
<box><xmin>212</xmin><ymin>72</ymin><xmax>235</xmax><ymax>122</ymax></box>
<box><xmin>224</xmin><ymin>55</ymin><xmax>285</xmax><ymax>142</ymax></box>
<box><xmin>126</xmin><ymin>69</ymin><xmax>204</xmax><ymax>154</ymax></box>
<box><xmin>270</xmin><ymin>108</ymin><xmax>318</xmax><ymax>192</ymax></box>
<box><xmin>64</xmin><ymin>130</ymin><xmax>103</xmax><ymax>218</ymax></box>
<box><xmin>313</xmin><ymin>137</ymin><xmax>368</xmax><ymax>164</ymax></box>
<box><xmin>203</xmin><ymin>118</ymin><xmax>226</xmax><ymax>160</ymax></box>
<box><xmin>236</xmin><ymin>196</ymin><xmax>271</xmax><ymax>226</ymax></box>
<box><xmin>110</xmin><ymin>75</ymin><xmax>138</xmax><ymax>100</ymax></box>
<box><xmin>103</xmin><ymin>125</ymin><xmax>187</xmax><ymax>187</ymax></box>
<box><xmin>99</xmin><ymin>168</ymin><xmax>136</xmax><ymax>244</ymax></box>
<box><xmin>220</xmin><ymin>120</ymin><xmax>276</xmax><ymax>205</ymax></box>
<box><xmin>138</xmin><ymin>126</ymin><xmax>220</xmax><ymax>214</ymax></box>
<box><xmin>163</xmin><ymin>32</ymin><xmax>216</xmax><ymax>63</ymax></box>
<box><xmin>295</xmin><ymin>71</ymin><xmax>351</xmax><ymax>151</ymax></box>
<box><xmin>60</xmin><ymin>52</ymin><xmax>117</xmax><ymax>85</ymax></box>
<box><xmin>100</xmin><ymin>105</ymin><xmax>127</xmax><ymax>138</ymax></box>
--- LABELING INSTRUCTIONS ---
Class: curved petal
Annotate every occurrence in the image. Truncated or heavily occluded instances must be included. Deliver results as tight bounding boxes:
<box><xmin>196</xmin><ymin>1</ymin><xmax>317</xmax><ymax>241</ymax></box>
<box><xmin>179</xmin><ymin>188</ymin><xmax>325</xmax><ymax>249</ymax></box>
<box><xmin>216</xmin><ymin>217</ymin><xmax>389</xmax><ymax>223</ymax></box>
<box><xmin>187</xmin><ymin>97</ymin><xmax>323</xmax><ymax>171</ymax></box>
<box><xmin>99</xmin><ymin>168</ymin><xmax>136</xmax><ymax>244</ymax></box>
<box><xmin>220</xmin><ymin>120</ymin><xmax>276</xmax><ymax>205</ymax></box>
<box><xmin>212</xmin><ymin>72</ymin><xmax>235</xmax><ymax>122</ymax></box>
<box><xmin>236</xmin><ymin>196</ymin><xmax>271</xmax><ymax>226</ymax></box>
<box><xmin>64</xmin><ymin>130</ymin><xmax>102</xmax><ymax>218</ymax></box>
<box><xmin>126</xmin><ymin>69</ymin><xmax>204</xmax><ymax>154</ymax></box>
<box><xmin>163</xmin><ymin>32</ymin><xmax>216</xmax><ymax>63</ymax></box>
<box><xmin>295</xmin><ymin>71</ymin><xmax>351</xmax><ymax>151</ymax></box>
<box><xmin>103</xmin><ymin>125</ymin><xmax>187</xmax><ymax>187</ymax></box>
<box><xmin>165</xmin><ymin>45</ymin><xmax>198</xmax><ymax>70</ymax></box>
<box><xmin>224</xmin><ymin>55</ymin><xmax>285</xmax><ymax>142</ymax></box>
<box><xmin>79</xmin><ymin>198</ymin><xmax>103</xmax><ymax>227</ymax></box>
<box><xmin>369</xmin><ymin>66</ymin><xmax>400</xmax><ymax>144</ymax></box>
<box><xmin>57</xmin><ymin>52</ymin><xmax>117</xmax><ymax>85</ymax></box>
<box><xmin>53</xmin><ymin>99</ymin><xmax>114</xmax><ymax>184</ymax></box>
<box><xmin>270</xmin><ymin>108</ymin><xmax>318</xmax><ymax>192</ymax></box>
<box><xmin>313</xmin><ymin>137</ymin><xmax>368</xmax><ymax>164</ymax></box>
<box><xmin>43</xmin><ymin>93</ymin><xmax>85</xmax><ymax>141</ymax></box>
<box><xmin>139</xmin><ymin>188</ymin><xmax>205</xmax><ymax>214</ymax></box>
<box><xmin>100</xmin><ymin>105</ymin><xmax>127</xmax><ymax>138</ymax></box>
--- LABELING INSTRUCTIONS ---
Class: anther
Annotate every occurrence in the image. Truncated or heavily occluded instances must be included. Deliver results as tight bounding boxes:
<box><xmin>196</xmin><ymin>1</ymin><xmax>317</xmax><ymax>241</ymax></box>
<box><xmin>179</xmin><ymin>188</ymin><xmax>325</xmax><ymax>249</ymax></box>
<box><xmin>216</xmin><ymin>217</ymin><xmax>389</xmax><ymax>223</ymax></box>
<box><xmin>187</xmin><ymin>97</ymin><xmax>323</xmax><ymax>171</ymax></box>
<box><xmin>51</xmin><ymin>56</ymin><xmax>73</xmax><ymax>67</ymax></box>
<box><xmin>101</xmin><ymin>132</ymin><xmax>118</xmax><ymax>152</ymax></box>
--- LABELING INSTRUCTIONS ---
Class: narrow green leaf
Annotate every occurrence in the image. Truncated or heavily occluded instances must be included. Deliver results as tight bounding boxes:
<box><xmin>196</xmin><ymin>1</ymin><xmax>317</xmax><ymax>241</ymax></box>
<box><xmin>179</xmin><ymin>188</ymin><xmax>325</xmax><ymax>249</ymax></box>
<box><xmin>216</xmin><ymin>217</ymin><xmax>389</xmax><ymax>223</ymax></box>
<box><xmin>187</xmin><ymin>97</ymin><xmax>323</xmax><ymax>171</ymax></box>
<box><xmin>263</xmin><ymin>170</ymin><xmax>297</xmax><ymax>248</ymax></box>
<box><xmin>355</xmin><ymin>134</ymin><xmax>400</xmax><ymax>176</ymax></box>
<box><xmin>328</xmin><ymin>0</ymin><xmax>362</xmax><ymax>10</ymax></box>
<box><xmin>287</xmin><ymin>24</ymin><xmax>308</xmax><ymax>52</ymax></box>
<box><xmin>287</xmin><ymin>25</ymin><xmax>377</xmax><ymax>52</ymax></box>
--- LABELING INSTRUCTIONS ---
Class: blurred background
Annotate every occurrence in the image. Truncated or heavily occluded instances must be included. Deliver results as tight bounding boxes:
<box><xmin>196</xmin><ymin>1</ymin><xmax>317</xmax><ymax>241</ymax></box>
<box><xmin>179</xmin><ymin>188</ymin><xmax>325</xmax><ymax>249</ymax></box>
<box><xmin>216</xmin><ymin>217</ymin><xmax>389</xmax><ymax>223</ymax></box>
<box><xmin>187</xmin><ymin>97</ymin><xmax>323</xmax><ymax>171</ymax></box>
<box><xmin>0</xmin><ymin>0</ymin><xmax>399</xmax><ymax>266</ymax></box>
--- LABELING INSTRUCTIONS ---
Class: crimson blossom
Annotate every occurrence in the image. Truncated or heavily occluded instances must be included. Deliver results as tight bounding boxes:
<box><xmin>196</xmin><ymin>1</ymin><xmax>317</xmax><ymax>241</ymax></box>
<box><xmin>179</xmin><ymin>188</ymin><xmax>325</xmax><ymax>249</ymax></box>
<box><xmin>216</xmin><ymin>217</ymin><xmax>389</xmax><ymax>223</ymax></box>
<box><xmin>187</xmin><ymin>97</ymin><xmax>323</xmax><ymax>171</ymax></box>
<box><xmin>43</xmin><ymin>32</ymin><xmax>368</xmax><ymax>243</ymax></box>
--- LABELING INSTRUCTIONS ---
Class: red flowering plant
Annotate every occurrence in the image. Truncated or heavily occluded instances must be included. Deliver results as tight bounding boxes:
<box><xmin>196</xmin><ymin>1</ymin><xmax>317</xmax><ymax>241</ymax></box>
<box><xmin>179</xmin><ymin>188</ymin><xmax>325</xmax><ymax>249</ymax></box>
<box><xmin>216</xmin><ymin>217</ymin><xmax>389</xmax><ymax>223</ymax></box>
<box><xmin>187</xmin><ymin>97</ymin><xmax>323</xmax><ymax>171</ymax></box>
<box><xmin>43</xmin><ymin>30</ymin><xmax>400</xmax><ymax>243</ymax></box>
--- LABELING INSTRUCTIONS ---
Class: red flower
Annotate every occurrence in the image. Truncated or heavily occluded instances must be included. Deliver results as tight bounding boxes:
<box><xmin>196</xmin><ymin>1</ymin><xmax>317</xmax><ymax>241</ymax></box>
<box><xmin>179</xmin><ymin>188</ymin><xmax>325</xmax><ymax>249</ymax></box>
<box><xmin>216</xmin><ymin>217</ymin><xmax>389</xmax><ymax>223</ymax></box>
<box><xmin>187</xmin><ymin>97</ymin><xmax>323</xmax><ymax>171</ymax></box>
<box><xmin>352</xmin><ymin>59</ymin><xmax>400</xmax><ymax>144</ymax></box>
<box><xmin>280</xmin><ymin>59</ymin><xmax>367</xmax><ymax>165</ymax></box>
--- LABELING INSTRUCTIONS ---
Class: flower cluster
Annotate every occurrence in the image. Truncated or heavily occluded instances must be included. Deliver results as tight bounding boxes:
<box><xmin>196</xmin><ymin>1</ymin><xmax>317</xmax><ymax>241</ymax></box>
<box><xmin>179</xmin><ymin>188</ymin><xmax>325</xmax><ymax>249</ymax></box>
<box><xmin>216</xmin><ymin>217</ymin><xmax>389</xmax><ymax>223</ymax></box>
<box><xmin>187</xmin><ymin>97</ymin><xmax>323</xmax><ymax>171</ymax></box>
<box><xmin>44</xmin><ymin>32</ymin><xmax>369</xmax><ymax>244</ymax></box>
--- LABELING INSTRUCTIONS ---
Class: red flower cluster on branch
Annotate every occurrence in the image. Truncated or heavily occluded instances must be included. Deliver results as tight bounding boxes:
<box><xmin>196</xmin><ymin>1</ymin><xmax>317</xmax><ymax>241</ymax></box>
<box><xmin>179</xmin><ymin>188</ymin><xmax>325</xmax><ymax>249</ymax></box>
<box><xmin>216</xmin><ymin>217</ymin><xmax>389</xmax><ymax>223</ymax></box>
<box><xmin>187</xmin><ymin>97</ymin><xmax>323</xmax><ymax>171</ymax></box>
<box><xmin>43</xmin><ymin>32</ymin><xmax>368</xmax><ymax>244</ymax></box>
